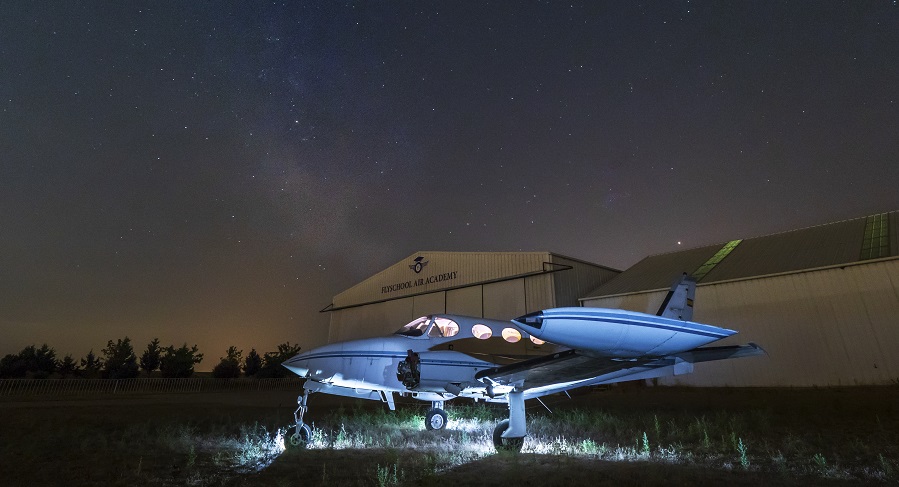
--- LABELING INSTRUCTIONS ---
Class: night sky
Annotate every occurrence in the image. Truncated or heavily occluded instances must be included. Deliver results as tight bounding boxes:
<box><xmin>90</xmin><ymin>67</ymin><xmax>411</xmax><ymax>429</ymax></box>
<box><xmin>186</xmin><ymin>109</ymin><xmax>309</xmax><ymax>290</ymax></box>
<box><xmin>2</xmin><ymin>2</ymin><xmax>898</xmax><ymax>365</ymax></box>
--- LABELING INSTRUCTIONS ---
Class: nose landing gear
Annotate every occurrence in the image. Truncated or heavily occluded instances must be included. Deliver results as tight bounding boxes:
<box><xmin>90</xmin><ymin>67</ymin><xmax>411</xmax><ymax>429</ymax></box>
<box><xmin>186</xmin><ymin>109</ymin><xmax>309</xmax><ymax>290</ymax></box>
<box><xmin>286</xmin><ymin>388</ymin><xmax>313</xmax><ymax>449</ymax></box>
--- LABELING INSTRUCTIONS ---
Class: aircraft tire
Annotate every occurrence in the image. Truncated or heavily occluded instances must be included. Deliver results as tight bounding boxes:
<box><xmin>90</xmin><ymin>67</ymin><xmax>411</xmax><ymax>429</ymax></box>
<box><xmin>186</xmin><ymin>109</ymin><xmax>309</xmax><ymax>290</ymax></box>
<box><xmin>285</xmin><ymin>423</ymin><xmax>312</xmax><ymax>449</ymax></box>
<box><xmin>425</xmin><ymin>408</ymin><xmax>448</xmax><ymax>431</ymax></box>
<box><xmin>492</xmin><ymin>419</ymin><xmax>524</xmax><ymax>453</ymax></box>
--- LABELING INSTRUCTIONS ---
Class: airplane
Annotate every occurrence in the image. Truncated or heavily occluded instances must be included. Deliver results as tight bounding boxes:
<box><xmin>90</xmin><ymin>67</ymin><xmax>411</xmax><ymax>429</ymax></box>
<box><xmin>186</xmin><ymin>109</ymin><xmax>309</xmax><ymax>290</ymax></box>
<box><xmin>281</xmin><ymin>273</ymin><xmax>765</xmax><ymax>452</ymax></box>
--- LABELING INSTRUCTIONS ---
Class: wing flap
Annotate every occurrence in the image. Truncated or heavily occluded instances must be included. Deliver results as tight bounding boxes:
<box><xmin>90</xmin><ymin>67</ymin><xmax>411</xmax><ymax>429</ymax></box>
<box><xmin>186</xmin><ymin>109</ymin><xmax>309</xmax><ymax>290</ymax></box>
<box><xmin>475</xmin><ymin>350</ymin><xmax>666</xmax><ymax>390</ymax></box>
<box><xmin>475</xmin><ymin>342</ymin><xmax>765</xmax><ymax>396</ymax></box>
<box><xmin>676</xmin><ymin>343</ymin><xmax>766</xmax><ymax>363</ymax></box>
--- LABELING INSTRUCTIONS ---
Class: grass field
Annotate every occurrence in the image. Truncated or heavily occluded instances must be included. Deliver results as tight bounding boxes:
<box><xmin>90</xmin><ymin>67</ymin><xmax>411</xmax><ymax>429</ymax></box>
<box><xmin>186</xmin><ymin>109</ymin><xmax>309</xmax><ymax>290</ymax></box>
<box><xmin>1</xmin><ymin>385</ymin><xmax>897</xmax><ymax>486</ymax></box>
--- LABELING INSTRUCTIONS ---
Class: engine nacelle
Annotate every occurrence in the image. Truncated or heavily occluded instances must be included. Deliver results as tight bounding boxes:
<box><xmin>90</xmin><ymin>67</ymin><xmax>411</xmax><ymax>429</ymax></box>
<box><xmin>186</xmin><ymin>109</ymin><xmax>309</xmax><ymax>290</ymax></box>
<box><xmin>512</xmin><ymin>307</ymin><xmax>736</xmax><ymax>358</ymax></box>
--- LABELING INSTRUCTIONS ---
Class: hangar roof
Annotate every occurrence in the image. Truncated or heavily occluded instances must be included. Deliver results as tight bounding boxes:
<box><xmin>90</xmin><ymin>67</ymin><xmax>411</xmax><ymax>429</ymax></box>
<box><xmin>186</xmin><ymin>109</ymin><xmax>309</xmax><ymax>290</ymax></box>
<box><xmin>584</xmin><ymin>211</ymin><xmax>899</xmax><ymax>298</ymax></box>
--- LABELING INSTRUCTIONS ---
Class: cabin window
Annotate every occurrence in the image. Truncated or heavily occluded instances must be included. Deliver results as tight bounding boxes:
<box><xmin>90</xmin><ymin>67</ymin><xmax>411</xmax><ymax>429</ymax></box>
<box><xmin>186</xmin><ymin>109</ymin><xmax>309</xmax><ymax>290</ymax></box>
<box><xmin>502</xmin><ymin>328</ymin><xmax>522</xmax><ymax>343</ymax></box>
<box><xmin>529</xmin><ymin>335</ymin><xmax>545</xmax><ymax>345</ymax></box>
<box><xmin>431</xmin><ymin>317</ymin><xmax>460</xmax><ymax>337</ymax></box>
<box><xmin>471</xmin><ymin>324</ymin><xmax>492</xmax><ymax>339</ymax></box>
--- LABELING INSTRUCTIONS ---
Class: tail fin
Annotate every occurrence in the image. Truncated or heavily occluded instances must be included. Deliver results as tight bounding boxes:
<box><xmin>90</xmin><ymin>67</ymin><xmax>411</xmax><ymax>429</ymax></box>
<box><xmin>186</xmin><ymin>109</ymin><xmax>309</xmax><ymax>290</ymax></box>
<box><xmin>656</xmin><ymin>273</ymin><xmax>696</xmax><ymax>321</ymax></box>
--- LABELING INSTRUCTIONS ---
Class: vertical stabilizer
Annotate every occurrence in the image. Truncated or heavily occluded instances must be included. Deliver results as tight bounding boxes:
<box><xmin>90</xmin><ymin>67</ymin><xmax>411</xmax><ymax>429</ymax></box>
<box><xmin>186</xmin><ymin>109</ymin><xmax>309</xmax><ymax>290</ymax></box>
<box><xmin>656</xmin><ymin>273</ymin><xmax>696</xmax><ymax>321</ymax></box>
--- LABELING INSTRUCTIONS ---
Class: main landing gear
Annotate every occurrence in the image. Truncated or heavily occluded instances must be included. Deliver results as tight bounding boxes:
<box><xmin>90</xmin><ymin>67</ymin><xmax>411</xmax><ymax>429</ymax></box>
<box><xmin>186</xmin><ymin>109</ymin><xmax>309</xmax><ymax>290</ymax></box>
<box><xmin>425</xmin><ymin>400</ymin><xmax>448</xmax><ymax>430</ymax></box>
<box><xmin>286</xmin><ymin>388</ymin><xmax>312</xmax><ymax>449</ymax></box>
<box><xmin>492</xmin><ymin>390</ymin><xmax>525</xmax><ymax>452</ymax></box>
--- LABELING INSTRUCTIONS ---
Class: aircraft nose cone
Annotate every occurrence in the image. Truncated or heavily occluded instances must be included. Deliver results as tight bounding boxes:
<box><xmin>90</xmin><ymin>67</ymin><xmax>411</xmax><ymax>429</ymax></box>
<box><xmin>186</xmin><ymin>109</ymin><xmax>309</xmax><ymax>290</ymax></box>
<box><xmin>281</xmin><ymin>343</ymin><xmax>339</xmax><ymax>377</ymax></box>
<box><xmin>512</xmin><ymin>310</ymin><xmax>545</xmax><ymax>337</ymax></box>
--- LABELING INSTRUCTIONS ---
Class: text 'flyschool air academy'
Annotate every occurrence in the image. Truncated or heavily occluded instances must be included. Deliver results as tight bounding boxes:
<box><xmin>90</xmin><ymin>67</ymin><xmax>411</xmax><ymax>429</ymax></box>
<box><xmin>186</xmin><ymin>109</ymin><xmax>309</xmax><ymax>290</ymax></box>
<box><xmin>381</xmin><ymin>272</ymin><xmax>458</xmax><ymax>294</ymax></box>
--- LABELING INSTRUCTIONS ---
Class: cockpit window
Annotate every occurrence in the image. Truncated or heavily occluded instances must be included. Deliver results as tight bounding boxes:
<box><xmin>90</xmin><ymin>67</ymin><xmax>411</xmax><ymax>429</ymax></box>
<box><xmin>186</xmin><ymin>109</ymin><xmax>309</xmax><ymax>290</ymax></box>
<box><xmin>395</xmin><ymin>317</ymin><xmax>432</xmax><ymax>337</ymax></box>
<box><xmin>429</xmin><ymin>317</ymin><xmax>460</xmax><ymax>338</ymax></box>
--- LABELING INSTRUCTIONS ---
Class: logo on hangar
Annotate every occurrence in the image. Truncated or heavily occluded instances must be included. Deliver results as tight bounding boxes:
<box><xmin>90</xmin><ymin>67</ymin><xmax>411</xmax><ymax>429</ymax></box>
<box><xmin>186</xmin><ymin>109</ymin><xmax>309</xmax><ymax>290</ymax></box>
<box><xmin>409</xmin><ymin>256</ymin><xmax>429</xmax><ymax>274</ymax></box>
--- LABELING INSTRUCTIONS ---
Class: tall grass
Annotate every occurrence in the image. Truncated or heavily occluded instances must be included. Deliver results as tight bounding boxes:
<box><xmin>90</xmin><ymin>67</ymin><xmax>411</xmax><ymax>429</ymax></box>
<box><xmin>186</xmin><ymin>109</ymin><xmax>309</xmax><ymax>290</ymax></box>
<box><xmin>292</xmin><ymin>401</ymin><xmax>897</xmax><ymax>484</ymax></box>
<box><xmin>3</xmin><ymin>388</ymin><xmax>896</xmax><ymax>485</ymax></box>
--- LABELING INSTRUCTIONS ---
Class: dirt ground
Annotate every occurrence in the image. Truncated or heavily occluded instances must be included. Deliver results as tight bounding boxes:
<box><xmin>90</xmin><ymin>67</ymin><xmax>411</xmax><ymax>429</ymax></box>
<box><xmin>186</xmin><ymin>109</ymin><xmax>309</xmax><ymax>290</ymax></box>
<box><xmin>1</xmin><ymin>386</ymin><xmax>897</xmax><ymax>486</ymax></box>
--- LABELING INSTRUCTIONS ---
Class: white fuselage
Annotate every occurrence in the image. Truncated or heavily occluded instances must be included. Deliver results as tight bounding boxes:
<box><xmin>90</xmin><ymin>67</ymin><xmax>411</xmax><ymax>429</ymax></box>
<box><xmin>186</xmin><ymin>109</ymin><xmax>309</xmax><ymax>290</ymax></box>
<box><xmin>282</xmin><ymin>309</ymin><xmax>738</xmax><ymax>402</ymax></box>
<box><xmin>282</xmin><ymin>335</ymin><xmax>495</xmax><ymax>395</ymax></box>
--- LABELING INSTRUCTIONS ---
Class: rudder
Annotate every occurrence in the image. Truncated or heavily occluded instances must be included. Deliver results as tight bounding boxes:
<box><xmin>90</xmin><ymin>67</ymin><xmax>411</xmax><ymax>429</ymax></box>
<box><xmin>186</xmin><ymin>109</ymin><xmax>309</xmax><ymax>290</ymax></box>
<box><xmin>656</xmin><ymin>273</ymin><xmax>696</xmax><ymax>321</ymax></box>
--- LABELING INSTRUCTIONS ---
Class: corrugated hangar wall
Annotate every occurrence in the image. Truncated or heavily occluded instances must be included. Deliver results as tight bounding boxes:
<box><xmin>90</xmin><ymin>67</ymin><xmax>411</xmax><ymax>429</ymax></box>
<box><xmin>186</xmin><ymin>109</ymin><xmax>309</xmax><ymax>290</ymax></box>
<box><xmin>582</xmin><ymin>258</ymin><xmax>899</xmax><ymax>386</ymax></box>
<box><xmin>327</xmin><ymin>251</ymin><xmax>619</xmax><ymax>343</ymax></box>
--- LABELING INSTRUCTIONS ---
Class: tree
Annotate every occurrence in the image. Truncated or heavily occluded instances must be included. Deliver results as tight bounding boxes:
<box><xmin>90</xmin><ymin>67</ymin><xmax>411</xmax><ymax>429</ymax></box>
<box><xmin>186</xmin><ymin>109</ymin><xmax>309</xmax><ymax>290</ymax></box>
<box><xmin>211</xmin><ymin>346</ymin><xmax>242</xmax><ymax>378</ymax></box>
<box><xmin>0</xmin><ymin>353</ymin><xmax>26</xmax><ymax>378</ymax></box>
<box><xmin>140</xmin><ymin>338</ymin><xmax>162</xmax><ymax>376</ymax></box>
<box><xmin>102</xmin><ymin>337</ymin><xmax>139</xmax><ymax>379</ymax></box>
<box><xmin>31</xmin><ymin>344</ymin><xmax>58</xmax><ymax>379</ymax></box>
<box><xmin>256</xmin><ymin>342</ymin><xmax>302</xmax><ymax>378</ymax></box>
<box><xmin>0</xmin><ymin>345</ymin><xmax>57</xmax><ymax>379</ymax></box>
<box><xmin>80</xmin><ymin>349</ymin><xmax>103</xmax><ymax>378</ymax></box>
<box><xmin>243</xmin><ymin>349</ymin><xmax>262</xmax><ymax>377</ymax></box>
<box><xmin>57</xmin><ymin>354</ymin><xmax>80</xmax><ymax>377</ymax></box>
<box><xmin>159</xmin><ymin>344</ymin><xmax>203</xmax><ymax>378</ymax></box>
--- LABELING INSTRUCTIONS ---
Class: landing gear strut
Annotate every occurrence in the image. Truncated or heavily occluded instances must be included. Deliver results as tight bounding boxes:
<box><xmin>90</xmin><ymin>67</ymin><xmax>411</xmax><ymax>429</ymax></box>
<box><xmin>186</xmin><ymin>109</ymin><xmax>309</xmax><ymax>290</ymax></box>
<box><xmin>425</xmin><ymin>400</ymin><xmax>447</xmax><ymax>430</ymax></box>
<box><xmin>492</xmin><ymin>390</ymin><xmax>525</xmax><ymax>452</ymax></box>
<box><xmin>286</xmin><ymin>388</ymin><xmax>313</xmax><ymax>449</ymax></box>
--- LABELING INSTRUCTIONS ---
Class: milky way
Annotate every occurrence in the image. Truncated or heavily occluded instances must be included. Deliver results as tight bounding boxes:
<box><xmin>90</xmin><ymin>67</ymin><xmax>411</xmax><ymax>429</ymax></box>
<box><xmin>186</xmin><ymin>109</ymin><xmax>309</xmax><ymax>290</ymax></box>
<box><xmin>1</xmin><ymin>2</ymin><xmax>897</xmax><ymax>363</ymax></box>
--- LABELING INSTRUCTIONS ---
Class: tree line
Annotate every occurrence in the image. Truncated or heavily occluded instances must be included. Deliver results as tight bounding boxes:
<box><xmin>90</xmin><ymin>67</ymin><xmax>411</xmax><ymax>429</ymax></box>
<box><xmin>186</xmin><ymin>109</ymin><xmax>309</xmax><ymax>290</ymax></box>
<box><xmin>0</xmin><ymin>338</ymin><xmax>302</xmax><ymax>380</ymax></box>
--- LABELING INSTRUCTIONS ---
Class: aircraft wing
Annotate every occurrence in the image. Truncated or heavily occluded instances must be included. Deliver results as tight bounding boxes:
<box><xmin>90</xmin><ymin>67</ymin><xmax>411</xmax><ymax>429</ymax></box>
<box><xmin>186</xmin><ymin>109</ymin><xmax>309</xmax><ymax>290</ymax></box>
<box><xmin>475</xmin><ymin>343</ymin><xmax>764</xmax><ymax>399</ymax></box>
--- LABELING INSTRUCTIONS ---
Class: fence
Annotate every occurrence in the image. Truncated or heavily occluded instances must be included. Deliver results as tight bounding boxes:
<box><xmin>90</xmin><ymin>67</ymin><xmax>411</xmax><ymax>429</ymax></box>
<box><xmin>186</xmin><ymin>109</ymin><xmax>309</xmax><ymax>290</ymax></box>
<box><xmin>0</xmin><ymin>378</ymin><xmax>306</xmax><ymax>397</ymax></box>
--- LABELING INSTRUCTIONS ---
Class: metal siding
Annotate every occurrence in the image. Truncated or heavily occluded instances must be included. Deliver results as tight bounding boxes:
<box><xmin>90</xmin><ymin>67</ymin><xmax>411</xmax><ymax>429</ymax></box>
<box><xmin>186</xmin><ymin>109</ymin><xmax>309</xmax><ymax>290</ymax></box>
<box><xmin>581</xmin><ymin>291</ymin><xmax>666</xmax><ymax>315</ymax></box>
<box><xmin>326</xmin><ymin>251</ymin><xmax>618</xmax><ymax>343</ymax></box>
<box><xmin>328</xmin><ymin>297</ymin><xmax>413</xmax><ymax>343</ymax></box>
<box><xmin>525</xmin><ymin>274</ymin><xmax>555</xmax><ymax>313</ymax></box>
<box><xmin>482</xmin><ymin>278</ymin><xmax>528</xmax><ymax>320</ymax></box>
<box><xmin>333</xmin><ymin>251</ymin><xmax>549</xmax><ymax>308</ymax></box>
<box><xmin>890</xmin><ymin>211</ymin><xmax>899</xmax><ymax>257</ymax></box>
<box><xmin>412</xmin><ymin>291</ymin><xmax>446</xmax><ymax>317</ymax></box>
<box><xmin>446</xmin><ymin>286</ymin><xmax>484</xmax><ymax>317</ymax></box>
<box><xmin>660</xmin><ymin>260</ymin><xmax>899</xmax><ymax>386</ymax></box>
<box><xmin>550</xmin><ymin>255</ymin><xmax>621</xmax><ymax>307</ymax></box>
<box><xmin>583</xmin><ymin>260</ymin><xmax>899</xmax><ymax>386</ymax></box>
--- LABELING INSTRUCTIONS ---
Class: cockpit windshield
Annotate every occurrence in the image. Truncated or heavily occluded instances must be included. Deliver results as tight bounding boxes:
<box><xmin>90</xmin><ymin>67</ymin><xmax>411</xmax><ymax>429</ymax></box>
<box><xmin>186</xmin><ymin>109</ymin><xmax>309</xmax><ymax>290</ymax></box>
<box><xmin>394</xmin><ymin>316</ymin><xmax>461</xmax><ymax>338</ymax></box>
<box><xmin>429</xmin><ymin>317</ymin><xmax>460</xmax><ymax>337</ymax></box>
<box><xmin>395</xmin><ymin>317</ymin><xmax>432</xmax><ymax>337</ymax></box>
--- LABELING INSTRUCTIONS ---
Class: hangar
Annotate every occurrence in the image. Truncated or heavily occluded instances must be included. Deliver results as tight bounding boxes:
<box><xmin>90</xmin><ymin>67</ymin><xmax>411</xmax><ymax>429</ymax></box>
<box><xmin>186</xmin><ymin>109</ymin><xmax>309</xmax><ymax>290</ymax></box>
<box><xmin>582</xmin><ymin>211</ymin><xmax>899</xmax><ymax>387</ymax></box>
<box><xmin>324</xmin><ymin>212</ymin><xmax>898</xmax><ymax>387</ymax></box>
<box><xmin>324</xmin><ymin>252</ymin><xmax>620</xmax><ymax>343</ymax></box>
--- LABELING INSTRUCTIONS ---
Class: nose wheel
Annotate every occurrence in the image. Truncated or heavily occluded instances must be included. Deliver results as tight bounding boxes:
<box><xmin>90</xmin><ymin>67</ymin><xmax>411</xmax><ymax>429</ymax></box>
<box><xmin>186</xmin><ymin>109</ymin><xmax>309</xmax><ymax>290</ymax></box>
<box><xmin>286</xmin><ymin>423</ymin><xmax>312</xmax><ymax>449</ymax></box>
